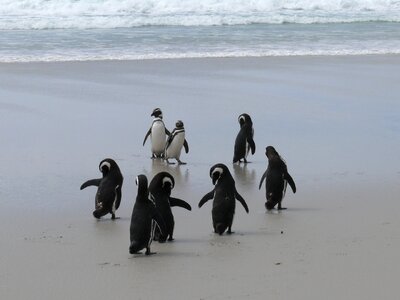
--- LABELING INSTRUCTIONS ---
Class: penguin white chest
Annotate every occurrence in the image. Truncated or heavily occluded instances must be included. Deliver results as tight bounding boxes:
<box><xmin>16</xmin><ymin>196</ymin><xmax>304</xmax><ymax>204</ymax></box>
<box><xmin>166</xmin><ymin>132</ymin><xmax>185</xmax><ymax>159</ymax></box>
<box><xmin>151</xmin><ymin>121</ymin><xmax>166</xmax><ymax>154</ymax></box>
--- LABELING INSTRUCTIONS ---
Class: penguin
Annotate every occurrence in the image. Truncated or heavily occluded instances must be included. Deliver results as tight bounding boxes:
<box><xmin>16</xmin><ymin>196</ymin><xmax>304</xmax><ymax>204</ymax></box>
<box><xmin>259</xmin><ymin>146</ymin><xmax>296</xmax><ymax>210</ymax></box>
<box><xmin>129</xmin><ymin>175</ymin><xmax>167</xmax><ymax>255</ymax></box>
<box><xmin>143</xmin><ymin>108</ymin><xmax>170</xmax><ymax>158</ymax></box>
<box><xmin>198</xmin><ymin>163</ymin><xmax>249</xmax><ymax>235</ymax></box>
<box><xmin>165</xmin><ymin>120</ymin><xmax>189</xmax><ymax>165</ymax></box>
<box><xmin>233</xmin><ymin>113</ymin><xmax>256</xmax><ymax>164</ymax></box>
<box><xmin>80</xmin><ymin>158</ymin><xmax>123</xmax><ymax>219</ymax></box>
<box><xmin>149</xmin><ymin>171</ymin><xmax>191</xmax><ymax>242</ymax></box>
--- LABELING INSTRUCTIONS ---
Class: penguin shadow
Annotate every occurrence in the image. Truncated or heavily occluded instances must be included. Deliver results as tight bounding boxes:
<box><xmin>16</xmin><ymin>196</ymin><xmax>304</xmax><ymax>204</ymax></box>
<box><xmin>234</xmin><ymin>230</ymin><xmax>271</xmax><ymax>237</ymax></box>
<box><xmin>233</xmin><ymin>163</ymin><xmax>256</xmax><ymax>185</ymax></box>
<box><xmin>163</xmin><ymin>237</ymin><xmax>206</xmax><ymax>244</ymax></box>
<box><xmin>129</xmin><ymin>250</ymin><xmax>199</xmax><ymax>259</ymax></box>
<box><xmin>166</xmin><ymin>165</ymin><xmax>189</xmax><ymax>185</ymax></box>
<box><xmin>277</xmin><ymin>207</ymin><xmax>320</xmax><ymax>212</ymax></box>
<box><xmin>94</xmin><ymin>216</ymin><xmax>131</xmax><ymax>223</ymax></box>
<box><xmin>149</xmin><ymin>159</ymin><xmax>190</xmax><ymax>184</ymax></box>
<box><xmin>150</xmin><ymin>158</ymin><xmax>166</xmax><ymax>170</ymax></box>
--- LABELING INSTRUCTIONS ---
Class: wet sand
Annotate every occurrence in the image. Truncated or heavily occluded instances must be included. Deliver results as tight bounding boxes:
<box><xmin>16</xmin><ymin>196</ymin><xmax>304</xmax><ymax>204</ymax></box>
<box><xmin>0</xmin><ymin>56</ymin><xmax>399</xmax><ymax>299</ymax></box>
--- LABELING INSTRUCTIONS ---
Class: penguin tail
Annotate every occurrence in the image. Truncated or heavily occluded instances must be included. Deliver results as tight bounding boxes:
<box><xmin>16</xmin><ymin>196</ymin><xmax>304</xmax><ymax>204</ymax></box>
<box><xmin>92</xmin><ymin>208</ymin><xmax>109</xmax><ymax>219</ymax></box>
<box><xmin>265</xmin><ymin>201</ymin><xmax>276</xmax><ymax>210</ymax></box>
<box><xmin>216</xmin><ymin>223</ymin><xmax>227</xmax><ymax>235</ymax></box>
<box><xmin>129</xmin><ymin>241</ymin><xmax>142</xmax><ymax>254</ymax></box>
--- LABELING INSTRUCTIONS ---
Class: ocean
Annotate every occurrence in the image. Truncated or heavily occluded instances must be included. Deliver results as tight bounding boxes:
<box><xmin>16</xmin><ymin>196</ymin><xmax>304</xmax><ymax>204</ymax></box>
<box><xmin>0</xmin><ymin>0</ymin><xmax>400</xmax><ymax>62</ymax></box>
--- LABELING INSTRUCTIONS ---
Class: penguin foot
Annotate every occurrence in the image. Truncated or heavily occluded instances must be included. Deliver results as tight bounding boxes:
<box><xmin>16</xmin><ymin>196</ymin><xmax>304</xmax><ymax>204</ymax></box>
<box><xmin>145</xmin><ymin>248</ymin><xmax>156</xmax><ymax>255</ymax></box>
<box><xmin>166</xmin><ymin>159</ymin><xmax>175</xmax><ymax>165</ymax></box>
<box><xmin>168</xmin><ymin>236</ymin><xmax>174</xmax><ymax>241</ymax></box>
<box><xmin>227</xmin><ymin>229</ymin><xmax>235</xmax><ymax>235</ymax></box>
<box><xmin>177</xmin><ymin>160</ymin><xmax>186</xmax><ymax>165</ymax></box>
<box><xmin>277</xmin><ymin>203</ymin><xmax>287</xmax><ymax>210</ymax></box>
<box><xmin>243</xmin><ymin>158</ymin><xmax>248</xmax><ymax>164</ymax></box>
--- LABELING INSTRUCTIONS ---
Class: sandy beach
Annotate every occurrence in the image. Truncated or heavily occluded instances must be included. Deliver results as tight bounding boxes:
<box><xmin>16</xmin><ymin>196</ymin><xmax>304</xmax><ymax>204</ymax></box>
<box><xmin>1</xmin><ymin>55</ymin><xmax>399</xmax><ymax>299</ymax></box>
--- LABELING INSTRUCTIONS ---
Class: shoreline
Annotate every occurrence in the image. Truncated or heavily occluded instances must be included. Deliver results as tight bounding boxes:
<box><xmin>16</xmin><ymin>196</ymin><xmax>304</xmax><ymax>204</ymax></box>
<box><xmin>1</xmin><ymin>52</ymin><xmax>400</xmax><ymax>65</ymax></box>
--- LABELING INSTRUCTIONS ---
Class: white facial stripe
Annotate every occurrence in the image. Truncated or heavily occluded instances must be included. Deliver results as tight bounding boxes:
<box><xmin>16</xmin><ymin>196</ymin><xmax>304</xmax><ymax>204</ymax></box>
<box><xmin>100</xmin><ymin>161</ymin><xmax>111</xmax><ymax>171</ymax></box>
<box><xmin>135</xmin><ymin>177</ymin><xmax>139</xmax><ymax>186</ymax></box>
<box><xmin>162</xmin><ymin>177</ymin><xmax>173</xmax><ymax>188</ymax></box>
<box><xmin>239</xmin><ymin>115</ymin><xmax>245</xmax><ymax>123</ymax></box>
<box><xmin>212</xmin><ymin>167</ymin><xmax>223</xmax><ymax>177</ymax></box>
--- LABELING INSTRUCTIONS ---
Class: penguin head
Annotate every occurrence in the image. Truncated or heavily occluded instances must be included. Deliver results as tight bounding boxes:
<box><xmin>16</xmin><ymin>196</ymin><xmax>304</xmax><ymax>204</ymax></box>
<box><xmin>161</xmin><ymin>175</ymin><xmax>174</xmax><ymax>194</ymax></box>
<box><xmin>135</xmin><ymin>174</ymin><xmax>149</xmax><ymax>198</ymax></box>
<box><xmin>209</xmin><ymin>163</ymin><xmax>230</xmax><ymax>185</ymax></box>
<box><xmin>149</xmin><ymin>172</ymin><xmax>175</xmax><ymax>196</ymax></box>
<box><xmin>265</xmin><ymin>146</ymin><xmax>279</xmax><ymax>159</ymax></box>
<box><xmin>175</xmin><ymin>120</ymin><xmax>184</xmax><ymax>129</ymax></box>
<box><xmin>238</xmin><ymin>113</ymin><xmax>252</xmax><ymax>127</ymax></box>
<box><xmin>99</xmin><ymin>158</ymin><xmax>118</xmax><ymax>176</ymax></box>
<box><xmin>151</xmin><ymin>108</ymin><xmax>163</xmax><ymax>119</ymax></box>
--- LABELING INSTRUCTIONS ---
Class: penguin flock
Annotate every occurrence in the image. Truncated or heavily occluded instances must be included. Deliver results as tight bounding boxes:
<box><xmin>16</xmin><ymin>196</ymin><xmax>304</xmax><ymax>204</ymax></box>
<box><xmin>80</xmin><ymin>108</ymin><xmax>296</xmax><ymax>255</ymax></box>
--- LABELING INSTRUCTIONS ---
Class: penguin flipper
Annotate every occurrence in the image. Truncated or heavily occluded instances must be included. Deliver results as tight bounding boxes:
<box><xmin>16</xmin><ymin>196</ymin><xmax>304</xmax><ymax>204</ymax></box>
<box><xmin>259</xmin><ymin>171</ymin><xmax>267</xmax><ymax>190</ymax></box>
<box><xmin>285</xmin><ymin>173</ymin><xmax>296</xmax><ymax>193</ymax></box>
<box><xmin>183</xmin><ymin>140</ymin><xmax>189</xmax><ymax>153</ymax></box>
<box><xmin>247</xmin><ymin>137</ymin><xmax>256</xmax><ymax>155</ymax></box>
<box><xmin>143</xmin><ymin>128</ymin><xmax>151</xmax><ymax>146</ymax></box>
<box><xmin>169</xmin><ymin>197</ymin><xmax>191</xmax><ymax>211</ymax></box>
<box><xmin>165</xmin><ymin>132</ymin><xmax>174</xmax><ymax>150</ymax></box>
<box><xmin>165</xmin><ymin>128</ymin><xmax>171</xmax><ymax>137</ymax></box>
<box><xmin>198</xmin><ymin>190</ymin><xmax>214</xmax><ymax>208</ymax></box>
<box><xmin>80</xmin><ymin>178</ymin><xmax>101</xmax><ymax>190</ymax></box>
<box><xmin>234</xmin><ymin>189</ymin><xmax>249</xmax><ymax>213</ymax></box>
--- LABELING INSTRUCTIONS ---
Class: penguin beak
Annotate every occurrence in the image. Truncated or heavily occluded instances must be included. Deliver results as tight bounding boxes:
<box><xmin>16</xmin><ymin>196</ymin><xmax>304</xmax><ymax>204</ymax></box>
<box><xmin>212</xmin><ymin>172</ymin><xmax>220</xmax><ymax>185</ymax></box>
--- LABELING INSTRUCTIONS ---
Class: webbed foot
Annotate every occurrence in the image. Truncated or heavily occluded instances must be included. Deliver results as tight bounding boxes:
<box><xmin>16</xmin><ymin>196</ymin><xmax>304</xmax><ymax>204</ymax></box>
<box><xmin>145</xmin><ymin>248</ymin><xmax>156</xmax><ymax>255</ymax></box>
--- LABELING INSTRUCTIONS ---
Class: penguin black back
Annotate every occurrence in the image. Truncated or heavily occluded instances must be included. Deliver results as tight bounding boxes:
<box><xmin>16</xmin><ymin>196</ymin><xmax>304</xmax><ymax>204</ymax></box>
<box><xmin>233</xmin><ymin>113</ymin><xmax>256</xmax><ymax>163</ymax></box>
<box><xmin>259</xmin><ymin>146</ymin><xmax>296</xmax><ymax>210</ymax></box>
<box><xmin>80</xmin><ymin>158</ymin><xmax>123</xmax><ymax>219</ymax></box>
<box><xmin>149</xmin><ymin>172</ymin><xmax>191</xmax><ymax>242</ymax></box>
<box><xmin>129</xmin><ymin>175</ymin><xmax>167</xmax><ymax>255</ymax></box>
<box><xmin>198</xmin><ymin>163</ymin><xmax>249</xmax><ymax>235</ymax></box>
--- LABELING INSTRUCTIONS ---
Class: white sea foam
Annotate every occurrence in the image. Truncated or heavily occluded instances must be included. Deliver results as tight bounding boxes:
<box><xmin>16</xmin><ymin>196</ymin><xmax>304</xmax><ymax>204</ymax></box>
<box><xmin>2</xmin><ymin>48</ymin><xmax>400</xmax><ymax>63</ymax></box>
<box><xmin>0</xmin><ymin>0</ymin><xmax>399</xmax><ymax>29</ymax></box>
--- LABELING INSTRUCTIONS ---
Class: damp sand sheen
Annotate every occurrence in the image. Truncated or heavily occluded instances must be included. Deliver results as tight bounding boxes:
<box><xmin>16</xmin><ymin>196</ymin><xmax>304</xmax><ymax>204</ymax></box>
<box><xmin>0</xmin><ymin>56</ymin><xmax>400</xmax><ymax>299</ymax></box>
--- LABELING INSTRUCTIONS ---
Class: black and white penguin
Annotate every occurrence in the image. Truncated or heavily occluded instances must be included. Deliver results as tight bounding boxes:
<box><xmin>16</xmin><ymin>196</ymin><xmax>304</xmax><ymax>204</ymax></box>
<box><xmin>165</xmin><ymin>120</ymin><xmax>189</xmax><ymax>165</ymax></box>
<box><xmin>233</xmin><ymin>113</ymin><xmax>256</xmax><ymax>164</ymax></box>
<box><xmin>80</xmin><ymin>158</ymin><xmax>123</xmax><ymax>219</ymax></box>
<box><xmin>129</xmin><ymin>175</ymin><xmax>167</xmax><ymax>255</ymax></box>
<box><xmin>143</xmin><ymin>108</ymin><xmax>171</xmax><ymax>158</ymax></box>
<box><xmin>198</xmin><ymin>163</ymin><xmax>249</xmax><ymax>235</ymax></box>
<box><xmin>149</xmin><ymin>172</ymin><xmax>191</xmax><ymax>242</ymax></box>
<box><xmin>259</xmin><ymin>146</ymin><xmax>296</xmax><ymax>210</ymax></box>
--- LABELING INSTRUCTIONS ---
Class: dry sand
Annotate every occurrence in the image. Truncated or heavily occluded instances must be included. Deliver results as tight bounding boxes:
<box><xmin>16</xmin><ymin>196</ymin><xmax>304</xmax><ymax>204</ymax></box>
<box><xmin>0</xmin><ymin>55</ymin><xmax>399</xmax><ymax>299</ymax></box>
